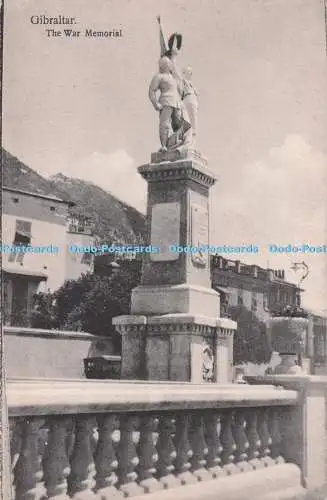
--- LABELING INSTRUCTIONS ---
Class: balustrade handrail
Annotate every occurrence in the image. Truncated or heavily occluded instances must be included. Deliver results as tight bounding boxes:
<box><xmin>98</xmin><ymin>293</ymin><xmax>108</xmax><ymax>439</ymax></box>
<box><xmin>7</xmin><ymin>379</ymin><xmax>302</xmax><ymax>500</ymax></box>
<box><xmin>7</xmin><ymin>378</ymin><xmax>298</xmax><ymax>417</ymax></box>
<box><xmin>4</xmin><ymin>325</ymin><xmax>97</xmax><ymax>340</ymax></box>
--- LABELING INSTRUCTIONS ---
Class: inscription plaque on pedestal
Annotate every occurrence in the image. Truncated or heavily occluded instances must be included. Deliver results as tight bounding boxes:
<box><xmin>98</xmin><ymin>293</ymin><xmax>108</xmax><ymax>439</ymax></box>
<box><xmin>150</xmin><ymin>202</ymin><xmax>180</xmax><ymax>261</ymax></box>
<box><xmin>191</xmin><ymin>204</ymin><xmax>209</xmax><ymax>267</ymax></box>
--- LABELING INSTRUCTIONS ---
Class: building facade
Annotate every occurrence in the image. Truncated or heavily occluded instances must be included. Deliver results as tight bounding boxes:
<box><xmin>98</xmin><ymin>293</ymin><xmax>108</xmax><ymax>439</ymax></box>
<box><xmin>2</xmin><ymin>186</ymin><xmax>94</xmax><ymax>326</ymax></box>
<box><xmin>210</xmin><ymin>255</ymin><xmax>302</xmax><ymax>322</ymax></box>
<box><xmin>309</xmin><ymin>310</ymin><xmax>327</xmax><ymax>374</ymax></box>
<box><xmin>65</xmin><ymin>215</ymin><xmax>95</xmax><ymax>281</ymax></box>
<box><xmin>210</xmin><ymin>255</ymin><xmax>327</xmax><ymax>373</ymax></box>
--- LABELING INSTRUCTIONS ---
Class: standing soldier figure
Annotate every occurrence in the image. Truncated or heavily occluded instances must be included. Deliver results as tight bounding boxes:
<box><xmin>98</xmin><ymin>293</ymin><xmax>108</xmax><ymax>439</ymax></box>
<box><xmin>149</xmin><ymin>16</ymin><xmax>191</xmax><ymax>151</ymax></box>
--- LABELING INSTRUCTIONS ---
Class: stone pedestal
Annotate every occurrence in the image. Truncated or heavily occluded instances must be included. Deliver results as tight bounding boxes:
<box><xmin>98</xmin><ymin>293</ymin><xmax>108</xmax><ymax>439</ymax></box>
<box><xmin>273</xmin><ymin>354</ymin><xmax>303</xmax><ymax>375</ymax></box>
<box><xmin>113</xmin><ymin>150</ymin><xmax>237</xmax><ymax>382</ymax></box>
<box><xmin>269</xmin><ymin>317</ymin><xmax>311</xmax><ymax>374</ymax></box>
<box><xmin>246</xmin><ymin>374</ymin><xmax>327</xmax><ymax>491</ymax></box>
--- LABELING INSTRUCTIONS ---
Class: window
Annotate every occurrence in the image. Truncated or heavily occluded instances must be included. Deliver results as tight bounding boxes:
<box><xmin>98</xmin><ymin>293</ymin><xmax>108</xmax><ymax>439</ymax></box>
<box><xmin>276</xmin><ymin>288</ymin><xmax>281</xmax><ymax>302</ymax></box>
<box><xmin>284</xmin><ymin>290</ymin><xmax>289</xmax><ymax>305</ymax></box>
<box><xmin>81</xmin><ymin>252</ymin><xmax>93</xmax><ymax>265</ymax></box>
<box><xmin>50</xmin><ymin>206</ymin><xmax>56</xmax><ymax>212</ymax></box>
<box><xmin>296</xmin><ymin>293</ymin><xmax>301</xmax><ymax>307</ymax></box>
<box><xmin>251</xmin><ymin>292</ymin><xmax>258</xmax><ymax>313</ymax></box>
<box><xmin>220</xmin><ymin>292</ymin><xmax>230</xmax><ymax>317</ymax></box>
<box><xmin>8</xmin><ymin>220</ymin><xmax>32</xmax><ymax>264</ymax></box>
<box><xmin>263</xmin><ymin>292</ymin><xmax>269</xmax><ymax>311</ymax></box>
<box><xmin>237</xmin><ymin>285</ymin><xmax>244</xmax><ymax>306</ymax></box>
<box><xmin>12</xmin><ymin>197</ymin><xmax>19</xmax><ymax>203</ymax></box>
<box><xmin>216</xmin><ymin>275</ymin><xmax>229</xmax><ymax>287</ymax></box>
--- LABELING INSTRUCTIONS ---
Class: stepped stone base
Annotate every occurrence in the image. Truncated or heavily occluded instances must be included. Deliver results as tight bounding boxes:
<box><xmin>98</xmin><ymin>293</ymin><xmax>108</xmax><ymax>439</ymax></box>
<box><xmin>150</xmin><ymin>148</ymin><xmax>208</xmax><ymax>166</ymax></box>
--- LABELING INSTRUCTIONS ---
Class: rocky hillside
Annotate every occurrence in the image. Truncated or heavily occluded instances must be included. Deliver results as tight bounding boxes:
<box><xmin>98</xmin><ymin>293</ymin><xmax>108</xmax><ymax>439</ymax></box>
<box><xmin>2</xmin><ymin>149</ymin><xmax>146</xmax><ymax>244</ymax></box>
<box><xmin>50</xmin><ymin>173</ymin><xmax>145</xmax><ymax>244</ymax></box>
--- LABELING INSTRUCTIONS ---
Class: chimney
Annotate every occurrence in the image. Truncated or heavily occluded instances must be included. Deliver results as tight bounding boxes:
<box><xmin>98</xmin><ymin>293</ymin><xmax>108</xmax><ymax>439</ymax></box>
<box><xmin>267</xmin><ymin>269</ymin><xmax>274</xmax><ymax>280</ymax></box>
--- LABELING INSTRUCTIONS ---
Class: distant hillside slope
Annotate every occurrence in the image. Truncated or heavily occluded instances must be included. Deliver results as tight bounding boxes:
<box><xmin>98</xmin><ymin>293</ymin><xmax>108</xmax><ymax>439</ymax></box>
<box><xmin>50</xmin><ymin>173</ymin><xmax>145</xmax><ymax>244</ymax></box>
<box><xmin>3</xmin><ymin>149</ymin><xmax>61</xmax><ymax>198</ymax></box>
<box><xmin>2</xmin><ymin>149</ymin><xmax>145</xmax><ymax>244</ymax></box>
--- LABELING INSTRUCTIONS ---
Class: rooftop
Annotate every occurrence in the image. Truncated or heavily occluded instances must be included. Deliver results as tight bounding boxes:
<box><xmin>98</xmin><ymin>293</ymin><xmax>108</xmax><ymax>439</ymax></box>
<box><xmin>2</xmin><ymin>149</ymin><xmax>74</xmax><ymax>206</ymax></box>
<box><xmin>3</xmin><ymin>186</ymin><xmax>75</xmax><ymax>206</ymax></box>
<box><xmin>211</xmin><ymin>255</ymin><xmax>303</xmax><ymax>290</ymax></box>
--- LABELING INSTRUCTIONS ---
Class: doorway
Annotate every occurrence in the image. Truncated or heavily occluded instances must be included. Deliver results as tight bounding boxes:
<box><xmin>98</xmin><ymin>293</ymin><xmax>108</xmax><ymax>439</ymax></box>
<box><xmin>11</xmin><ymin>278</ymin><xmax>29</xmax><ymax>326</ymax></box>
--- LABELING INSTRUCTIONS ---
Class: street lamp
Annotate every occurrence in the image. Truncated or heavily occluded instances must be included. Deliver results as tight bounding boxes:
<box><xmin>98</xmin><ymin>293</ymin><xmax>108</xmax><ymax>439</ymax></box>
<box><xmin>290</xmin><ymin>261</ymin><xmax>309</xmax><ymax>287</ymax></box>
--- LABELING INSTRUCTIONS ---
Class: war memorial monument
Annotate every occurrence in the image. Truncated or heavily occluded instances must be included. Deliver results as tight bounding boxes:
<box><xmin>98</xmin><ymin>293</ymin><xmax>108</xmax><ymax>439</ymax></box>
<box><xmin>113</xmin><ymin>17</ymin><xmax>237</xmax><ymax>383</ymax></box>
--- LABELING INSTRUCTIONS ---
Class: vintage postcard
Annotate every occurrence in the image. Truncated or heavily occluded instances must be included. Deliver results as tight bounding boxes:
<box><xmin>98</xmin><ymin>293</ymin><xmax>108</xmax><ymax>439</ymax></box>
<box><xmin>1</xmin><ymin>1</ymin><xmax>327</xmax><ymax>499</ymax></box>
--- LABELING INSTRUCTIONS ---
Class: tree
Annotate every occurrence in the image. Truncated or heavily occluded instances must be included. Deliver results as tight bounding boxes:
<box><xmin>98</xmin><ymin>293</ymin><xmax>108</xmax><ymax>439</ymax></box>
<box><xmin>228</xmin><ymin>305</ymin><xmax>272</xmax><ymax>365</ymax></box>
<box><xmin>31</xmin><ymin>264</ymin><xmax>141</xmax><ymax>353</ymax></box>
<box><xmin>30</xmin><ymin>292</ymin><xmax>57</xmax><ymax>329</ymax></box>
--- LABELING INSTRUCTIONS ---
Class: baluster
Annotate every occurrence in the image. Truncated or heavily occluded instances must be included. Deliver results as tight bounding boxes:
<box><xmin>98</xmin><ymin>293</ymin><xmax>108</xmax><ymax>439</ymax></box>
<box><xmin>204</xmin><ymin>412</ymin><xmax>225</xmax><ymax>479</ymax></box>
<box><xmin>257</xmin><ymin>408</ymin><xmax>274</xmax><ymax>467</ymax></box>
<box><xmin>220</xmin><ymin>411</ymin><xmax>238</xmax><ymax>475</ymax></box>
<box><xmin>174</xmin><ymin>413</ymin><xmax>197</xmax><ymax>485</ymax></box>
<box><xmin>10</xmin><ymin>418</ymin><xmax>23</xmax><ymax>498</ymax></box>
<box><xmin>189</xmin><ymin>413</ymin><xmax>211</xmax><ymax>481</ymax></box>
<box><xmin>95</xmin><ymin>415</ymin><xmax>123</xmax><ymax>499</ymax></box>
<box><xmin>68</xmin><ymin>415</ymin><xmax>98</xmax><ymax>499</ymax></box>
<box><xmin>13</xmin><ymin>417</ymin><xmax>47</xmax><ymax>500</ymax></box>
<box><xmin>232</xmin><ymin>410</ymin><xmax>251</xmax><ymax>472</ymax></box>
<box><xmin>91</xmin><ymin>427</ymin><xmax>99</xmax><ymax>456</ymax></box>
<box><xmin>43</xmin><ymin>416</ymin><xmax>72</xmax><ymax>499</ymax></box>
<box><xmin>137</xmin><ymin>415</ymin><xmax>163</xmax><ymax>493</ymax></box>
<box><xmin>66</xmin><ymin>420</ymin><xmax>76</xmax><ymax>459</ymax></box>
<box><xmin>156</xmin><ymin>415</ymin><xmax>181</xmax><ymax>489</ymax></box>
<box><xmin>268</xmin><ymin>408</ymin><xmax>284</xmax><ymax>464</ymax></box>
<box><xmin>117</xmin><ymin>415</ymin><xmax>143</xmax><ymax>497</ymax></box>
<box><xmin>244</xmin><ymin>409</ymin><xmax>262</xmax><ymax>470</ymax></box>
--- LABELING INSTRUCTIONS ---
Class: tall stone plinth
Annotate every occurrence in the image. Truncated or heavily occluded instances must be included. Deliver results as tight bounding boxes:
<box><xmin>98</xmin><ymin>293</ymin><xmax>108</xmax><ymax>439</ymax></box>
<box><xmin>113</xmin><ymin>150</ymin><xmax>237</xmax><ymax>382</ymax></box>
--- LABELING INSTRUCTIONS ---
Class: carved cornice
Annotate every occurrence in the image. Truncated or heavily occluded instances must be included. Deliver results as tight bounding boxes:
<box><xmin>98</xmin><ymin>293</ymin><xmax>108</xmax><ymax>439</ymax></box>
<box><xmin>114</xmin><ymin>321</ymin><xmax>235</xmax><ymax>337</ymax></box>
<box><xmin>217</xmin><ymin>328</ymin><xmax>235</xmax><ymax>338</ymax></box>
<box><xmin>138</xmin><ymin>160</ymin><xmax>217</xmax><ymax>188</ymax></box>
<box><xmin>114</xmin><ymin>324</ymin><xmax>147</xmax><ymax>335</ymax></box>
<box><xmin>148</xmin><ymin>322</ymin><xmax>217</xmax><ymax>336</ymax></box>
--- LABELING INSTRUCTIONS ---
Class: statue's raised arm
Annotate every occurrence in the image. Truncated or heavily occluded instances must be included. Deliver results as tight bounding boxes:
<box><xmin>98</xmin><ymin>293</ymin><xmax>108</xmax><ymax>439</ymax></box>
<box><xmin>157</xmin><ymin>15</ymin><xmax>182</xmax><ymax>60</ymax></box>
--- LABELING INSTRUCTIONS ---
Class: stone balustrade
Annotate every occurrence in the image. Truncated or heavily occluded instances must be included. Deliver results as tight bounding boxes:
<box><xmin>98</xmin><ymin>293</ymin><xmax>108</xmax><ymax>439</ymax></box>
<box><xmin>6</xmin><ymin>378</ymin><xmax>304</xmax><ymax>500</ymax></box>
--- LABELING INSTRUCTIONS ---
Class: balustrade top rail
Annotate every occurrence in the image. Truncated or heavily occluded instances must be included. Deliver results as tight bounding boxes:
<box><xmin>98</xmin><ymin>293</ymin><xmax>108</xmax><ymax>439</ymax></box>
<box><xmin>7</xmin><ymin>378</ymin><xmax>299</xmax><ymax>417</ymax></box>
<box><xmin>4</xmin><ymin>325</ymin><xmax>97</xmax><ymax>340</ymax></box>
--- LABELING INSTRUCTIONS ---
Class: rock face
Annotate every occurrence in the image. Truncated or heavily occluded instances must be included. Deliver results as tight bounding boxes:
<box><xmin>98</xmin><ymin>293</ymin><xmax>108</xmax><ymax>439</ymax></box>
<box><xmin>2</xmin><ymin>148</ymin><xmax>146</xmax><ymax>245</ymax></box>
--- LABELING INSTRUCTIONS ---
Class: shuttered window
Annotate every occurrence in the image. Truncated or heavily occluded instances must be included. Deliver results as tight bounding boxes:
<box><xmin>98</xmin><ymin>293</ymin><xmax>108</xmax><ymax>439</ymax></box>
<box><xmin>8</xmin><ymin>220</ymin><xmax>32</xmax><ymax>264</ymax></box>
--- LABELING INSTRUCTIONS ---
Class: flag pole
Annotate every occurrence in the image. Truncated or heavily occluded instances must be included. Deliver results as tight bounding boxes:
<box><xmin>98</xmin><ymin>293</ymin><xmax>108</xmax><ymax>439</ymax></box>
<box><xmin>157</xmin><ymin>15</ymin><xmax>168</xmax><ymax>57</ymax></box>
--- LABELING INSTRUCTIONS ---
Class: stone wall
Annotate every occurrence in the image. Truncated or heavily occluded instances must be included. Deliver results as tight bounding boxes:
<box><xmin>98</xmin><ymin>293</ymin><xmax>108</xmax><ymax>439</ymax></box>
<box><xmin>4</xmin><ymin>326</ymin><xmax>115</xmax><ymax>378</ymax></box>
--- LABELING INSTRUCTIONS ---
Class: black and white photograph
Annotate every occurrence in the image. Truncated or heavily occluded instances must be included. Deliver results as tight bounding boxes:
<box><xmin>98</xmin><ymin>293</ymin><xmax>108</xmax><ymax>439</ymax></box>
<box><xmin>1</xmin><ymin>0</ymin><xmax>327</xmax><ymax>499</ymax></box>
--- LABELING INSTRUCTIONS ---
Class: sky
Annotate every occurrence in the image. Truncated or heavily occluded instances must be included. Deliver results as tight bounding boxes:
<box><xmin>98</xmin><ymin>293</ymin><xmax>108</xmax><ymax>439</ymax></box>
<box><xmin>3</xmin><ymin>0</ymin><xmax>327</xmax><ymax>311</ymax></box>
